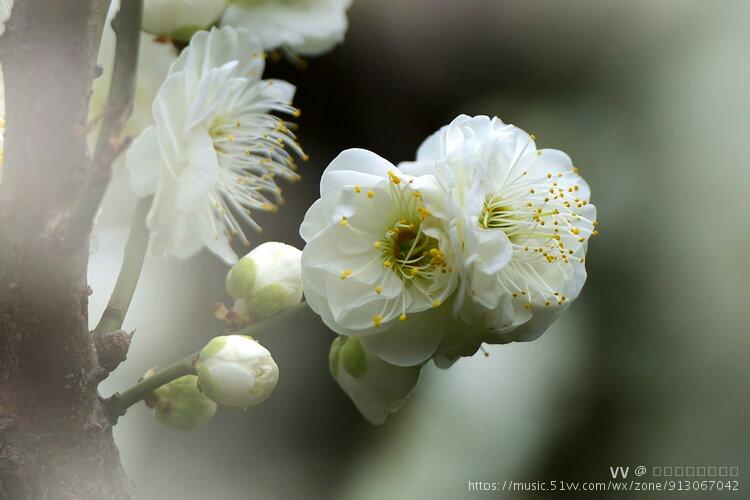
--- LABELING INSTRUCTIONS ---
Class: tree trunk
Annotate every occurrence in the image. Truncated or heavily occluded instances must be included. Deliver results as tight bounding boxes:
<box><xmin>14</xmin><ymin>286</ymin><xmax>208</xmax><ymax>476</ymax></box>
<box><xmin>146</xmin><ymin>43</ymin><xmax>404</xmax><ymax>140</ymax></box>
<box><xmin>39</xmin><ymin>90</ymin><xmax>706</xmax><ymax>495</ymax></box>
<box><xmin>0</xmin><ymin>1</ymin><xmax>130</xmax><ymax>498</ymax></box>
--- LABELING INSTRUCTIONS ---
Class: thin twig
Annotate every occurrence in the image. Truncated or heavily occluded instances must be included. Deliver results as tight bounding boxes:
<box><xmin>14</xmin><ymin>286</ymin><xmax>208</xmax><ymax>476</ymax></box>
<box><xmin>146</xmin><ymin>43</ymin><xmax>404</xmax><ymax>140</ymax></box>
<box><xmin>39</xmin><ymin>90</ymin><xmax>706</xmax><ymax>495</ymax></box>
<box><xmin>94</xmin><ymin>196</ymin><xmax>152</xmax><ymax>334</ymax></box>
<box><xmin>67</xmin><ymin>0</ymin><xmax>143</xmax><ymax>240</ymax></box>
<box><xmin>106</xmin><ymin>301</ymin><xmax>313</xmax><ymax>415</ymax></box>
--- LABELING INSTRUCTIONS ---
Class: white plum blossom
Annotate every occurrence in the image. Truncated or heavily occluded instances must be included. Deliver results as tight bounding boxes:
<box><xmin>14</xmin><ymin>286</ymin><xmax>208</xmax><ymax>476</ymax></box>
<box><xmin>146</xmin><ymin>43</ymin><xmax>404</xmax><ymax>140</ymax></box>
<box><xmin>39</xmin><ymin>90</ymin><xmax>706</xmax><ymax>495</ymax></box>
<box><xmin>127</xmin><ymin>26</ymin><xmax>303</xmax><ymax>264</ymax></box>
<box><xmin>401</xmin><ymin>115</ymin><xmax>597</xmax><ymax>344</ymax></box>
<box><xmin>225</xmin><ymin>241</ymin><xmax>303</xmax><ymax>318</ymax></box>
<box><xmin>142</xmin><ymin>0</ymin><xmax>229</xmax><ymax>41</ymax></box>
<box><xmin>222</xmin><ymin>0</ymin><xmax>352</xmax><ymax>56</ymax></box>
<box><xmin>300</xmin><ymin>149</ymin><xmax>459</xmax><ymax>366</ymax></box>
<box><xmin>196</xmin><ymin>335</ymin><xmax>279</xmax><ymax>408</ymax></box>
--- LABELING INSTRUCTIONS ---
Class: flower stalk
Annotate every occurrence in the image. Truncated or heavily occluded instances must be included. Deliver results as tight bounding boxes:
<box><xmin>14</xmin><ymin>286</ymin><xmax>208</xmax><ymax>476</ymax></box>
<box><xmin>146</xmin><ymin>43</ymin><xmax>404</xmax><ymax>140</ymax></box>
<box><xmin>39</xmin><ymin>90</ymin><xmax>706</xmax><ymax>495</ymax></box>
<box><xmin>107</xmin><ymin>300</ymin><xmax>312</xmax><ymax>415</ymax></box>
<box><xmin>95</xmin><ymin>196</ymin><xmax>152</xmax><ymax>334</ymax></box>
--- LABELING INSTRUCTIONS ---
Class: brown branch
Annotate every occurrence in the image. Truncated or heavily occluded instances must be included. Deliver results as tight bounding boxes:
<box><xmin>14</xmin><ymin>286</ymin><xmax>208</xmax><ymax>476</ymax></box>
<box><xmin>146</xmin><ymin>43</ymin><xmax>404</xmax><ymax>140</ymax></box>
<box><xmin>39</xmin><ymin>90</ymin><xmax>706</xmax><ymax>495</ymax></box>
<box><xmin>67</xmin><ymin>0</ymin><xmax>143</xmax><ymax>241</ymax></box>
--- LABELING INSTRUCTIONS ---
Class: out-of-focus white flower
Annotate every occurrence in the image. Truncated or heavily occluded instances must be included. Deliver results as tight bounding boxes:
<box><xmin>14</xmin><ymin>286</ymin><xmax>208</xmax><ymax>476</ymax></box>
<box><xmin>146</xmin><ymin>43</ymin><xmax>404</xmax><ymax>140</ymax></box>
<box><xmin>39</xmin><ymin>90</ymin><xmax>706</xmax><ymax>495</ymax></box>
<box><xmin>329</xmin><ymin>336</ymin><xmax>420</xmax><ymax>425</ymax></box>
<box><xmin>222</xmin><ymin>0</ymin><xmax>352</xmax><ymax>56</ymax></box>
<box><xmin>0</xmin><ymin>0</ymin><xmax>12</xmax><ymax>37</ymax></box>
<box><xmin>127</xmin><ymin>26</ymin><xmax>303</xmax><ymax>264</ymax></box>
<box><xmin>143</xmin><ymin>0</ymin><xmax>228</xmax><ymax>41</ymax></box>
<box><xmin>147</xmin><ymin>374</ymin><xmax>217</xmax><ymax>431</ymax></box>
<box><xmin>226</xmin><ymin>241</ymin><xmax>303</xmax><ymax>319</ymax></box>
<box><xmin>401</xmin><ymin>115</ymin><xmax>597</xmax><ymax>344</ymax></box>
<box><xmin>300</xmin><ymin>149</ymin><xmax>459</xmax><ymax>366</ymax></box>
<box><xmin>91</xmin><ymin>0</ymin><xmax>178</xmax><ymax>139</ymax></box>
<box><xmin>196</xmin><ymin>335</ymin><xmax>279</xmax><ymax>408</ymax></box>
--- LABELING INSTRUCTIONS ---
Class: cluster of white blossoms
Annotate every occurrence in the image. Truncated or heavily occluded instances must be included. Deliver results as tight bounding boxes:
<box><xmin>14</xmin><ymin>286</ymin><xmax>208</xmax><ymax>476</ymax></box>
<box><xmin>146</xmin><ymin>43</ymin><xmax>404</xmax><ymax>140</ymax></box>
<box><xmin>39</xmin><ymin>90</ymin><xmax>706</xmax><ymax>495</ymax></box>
<box><xmin>139</xmin><ymin>0</ymin><xmax>353</xmax><ymax>55</ymax></box>
<box><xmin>301</xmin><ymin>115</ymin><xmax>597</xmax><ymax>423</ymax></box>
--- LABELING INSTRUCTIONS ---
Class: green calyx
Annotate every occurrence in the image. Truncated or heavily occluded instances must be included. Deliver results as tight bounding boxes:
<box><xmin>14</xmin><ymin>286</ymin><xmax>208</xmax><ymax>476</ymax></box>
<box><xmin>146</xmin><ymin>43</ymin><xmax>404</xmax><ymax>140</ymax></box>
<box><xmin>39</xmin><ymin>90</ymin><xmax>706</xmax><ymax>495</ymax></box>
<box><xmin>330</xmin><ymin>336</ymin><xmax>367</xmax><ymax>379</ymax></box>
<box><xmin>199</xmin><ymin>336</ymin><xmax>227</xmax><ymax>361</ymax></box>
<box><xmin>225</xmin><ymin>258</ymin><xmax>257</xmax><ymax>301</ymax></box>
<box><xmin>153</xmin><ymin>375</ymin><xmax>217</xmax><ymax>432</ymax></box>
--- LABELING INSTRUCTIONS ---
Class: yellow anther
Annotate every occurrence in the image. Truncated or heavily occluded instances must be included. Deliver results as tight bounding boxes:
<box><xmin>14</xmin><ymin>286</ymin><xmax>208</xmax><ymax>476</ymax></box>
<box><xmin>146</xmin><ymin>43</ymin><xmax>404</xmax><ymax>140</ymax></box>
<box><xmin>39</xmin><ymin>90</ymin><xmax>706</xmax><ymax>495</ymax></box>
<box><xmin>399</xmin><ymin>313</ymin><xmax>407</xmax><ymax>321</ymax></box>
<box><xmin>354</xmin><ymin>185</ymin><xmax>362</xmax><ymax>193</ymax></box>
<box><xmin>367</xmin><ymin>190</ymin><xmax>374</xmax><ymax>198</ymax></box>
<box><xmin>416</xmin><ymin>207</ymin><xmax>431</xmax><ymax>220</ymax></box>
<box><xmin>340</xmin><ymin>269</ymin><xmax>353</xmax><ymax>279</ymax></box>
<box><xmin>410</xmin><ymin>268</ymin><xmax>420</xmax><ymax>276</ymax></box>
<box><xmin>339</xmin><ymin>217</ymin><xmax>349</xmax><ymax>226</ymax></box>
<box><xmin>431</xmin><ymin>300</ymin><xmax>441</xmax><ymax>308</ymax></box>
<box><xmin>374</xmin><ymin>241</ymin><xmax>382</xmax><ymax>249</ymax></box>
<box><xmin>374</xmin><ymin>286</ymin><xmax>383</xmax><ymax>294</ymax></box>
<box><xmin>372</xmin><ymin>315</ymin><xmax>382</xmax><ymax>326</ymax></box>
<box><xmin>388</xmin><ymin>171</ymin><xmax>401</xmax><ymax>184</ymax></box>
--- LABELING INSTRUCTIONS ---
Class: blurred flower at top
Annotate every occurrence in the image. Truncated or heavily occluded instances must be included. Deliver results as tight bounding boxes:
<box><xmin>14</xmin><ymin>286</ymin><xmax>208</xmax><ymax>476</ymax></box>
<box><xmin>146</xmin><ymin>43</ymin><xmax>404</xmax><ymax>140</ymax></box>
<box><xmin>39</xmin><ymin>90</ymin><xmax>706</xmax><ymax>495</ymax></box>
<box><xmin>0</xmin><ymin>0</ymin><xmax>11</xmax><ymax>37</ymax></box>
<box><xmin>142</xmin><ymin>0</ymin><xmax>229</xmax><ymax>41</ymax></box>
<box><xmin>222</xmin><ymin>0</ymin><xmax>352</xmax><ymax>56</ymax></box>
<box><xmin>127</xmin><ymin>26</ymin><xmax>303</xmax><ymax>265</ymax></box>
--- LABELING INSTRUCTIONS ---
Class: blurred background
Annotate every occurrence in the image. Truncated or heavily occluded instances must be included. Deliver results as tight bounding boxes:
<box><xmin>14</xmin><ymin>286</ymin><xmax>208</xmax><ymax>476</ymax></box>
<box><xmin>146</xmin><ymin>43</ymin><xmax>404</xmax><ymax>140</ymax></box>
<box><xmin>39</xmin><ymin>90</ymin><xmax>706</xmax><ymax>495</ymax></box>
<box><xmin>90</xmin><ymin>0</ymin><xmax>750</xmax><ymax>498</ymax></box>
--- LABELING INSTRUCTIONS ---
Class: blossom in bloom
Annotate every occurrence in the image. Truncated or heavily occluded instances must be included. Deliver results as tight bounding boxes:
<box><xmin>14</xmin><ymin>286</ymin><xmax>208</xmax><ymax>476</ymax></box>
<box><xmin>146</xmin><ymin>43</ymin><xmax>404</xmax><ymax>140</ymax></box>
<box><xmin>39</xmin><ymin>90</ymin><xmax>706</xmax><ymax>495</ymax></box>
<box><xmin>222</xmin><ymin>0</ymin><xmax>352</xmax><ymax>56</ymax></box>
<box><xmin>142</xmin><ymin>0</ymin><xmax>229</xmax><ymax>41</ymax></box>
<box><xmin>329</xmin><ymin>336</ymin><xmax>420</xmax><ymax>424</ymax></box>
<box><xmin>300</xmin><ymin>149</ymin><xmax>459</xmax><ymax>366</ymax></box>
<box><xmin>91</xmin><ymin>0</ymin><xmax>178</xmax><ymax>140</ymax></box>
<box><xmin>147</xmin><ymin>374</ymin><xmax>217</xmax><ymax>431</ymax></box>
<box><xmin>225</xmin><ymin>241</ymin><xmax>303</xmax><ymax>319</ymax></box>
<box><xmin>127</xmin><ymin>26</ymin><xmax>303</xmax><ymax>264</ymax></box>
<box><xmin>401</xmin><ymin>115</ymin><xmax>597</xmax><ymax>345</ymax></box>
<box><xmin>196</xmin><ymin>335</ymin><xmax>279</xmax><ymax>408</ymax></box>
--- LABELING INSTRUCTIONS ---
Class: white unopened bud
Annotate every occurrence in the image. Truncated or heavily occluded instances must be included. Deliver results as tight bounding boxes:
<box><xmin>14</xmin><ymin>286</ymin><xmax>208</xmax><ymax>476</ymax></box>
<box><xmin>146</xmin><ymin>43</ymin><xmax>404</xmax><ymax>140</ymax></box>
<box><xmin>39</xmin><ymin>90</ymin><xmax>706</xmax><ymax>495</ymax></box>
<box><xmin>196</xmin><ymin>335</ymin><xmax>279</xmax><ymax>409</ymax></box>
<box><xmin>142</xmin><ymin>0</ymin><xmax>228</xmax><ymax>41</ymax></box>
<box><xmin>149</xmin><ymin>375</ymin><xmax>217</xmax><ymax>431</ymax></box>
<box><xmin>226</xmin><ymin>242</ymin><xmax>303</xmax><ymax>319</ymax></box>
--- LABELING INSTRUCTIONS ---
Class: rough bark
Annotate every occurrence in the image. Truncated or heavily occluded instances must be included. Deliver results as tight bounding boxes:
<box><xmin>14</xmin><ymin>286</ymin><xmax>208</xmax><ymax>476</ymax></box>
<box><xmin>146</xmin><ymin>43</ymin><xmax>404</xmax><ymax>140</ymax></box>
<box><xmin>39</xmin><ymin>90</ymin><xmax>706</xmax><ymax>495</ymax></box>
<box><xmin>0</xmin><ymin>1</ymin><xmax>131</xmax><ymax>498</ymax></box>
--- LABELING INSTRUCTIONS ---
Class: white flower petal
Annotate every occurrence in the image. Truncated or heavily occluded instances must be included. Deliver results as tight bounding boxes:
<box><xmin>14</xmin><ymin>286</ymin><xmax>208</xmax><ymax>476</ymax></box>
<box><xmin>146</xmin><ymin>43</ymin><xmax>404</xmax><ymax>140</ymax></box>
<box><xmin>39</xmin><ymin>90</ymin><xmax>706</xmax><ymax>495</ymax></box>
<box><xmin>127</xmin><ymin>125</ymin><xmax>164</xmax><ymax>196</ymax></box>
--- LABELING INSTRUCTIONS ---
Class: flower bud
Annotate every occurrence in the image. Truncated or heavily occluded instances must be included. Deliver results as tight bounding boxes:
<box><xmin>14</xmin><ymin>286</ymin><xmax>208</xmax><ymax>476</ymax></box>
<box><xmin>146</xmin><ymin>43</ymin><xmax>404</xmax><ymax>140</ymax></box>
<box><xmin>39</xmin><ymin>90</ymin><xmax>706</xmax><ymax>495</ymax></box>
<box><xmin>142</xmin><ymin>0</ymin><xmax>228</xmax><ymax>41</ymax></box>
<box><xmin>149</xmin><ymin>375</ymin><xmax>217</xmax><ymax>431</ymax></box>
<box><xmin>196</xmin><ymin>335</ymin><xmax>279</xmax><ymax>409</ymax></box>
<box><xmin>226</xmin><ymin>242</ymin><xmax>303</xmax><ymax>319</ymax></box>
<box><xmin>329</xmin><ymin>336</ymin><xmax>421</xmax><ymax>425</ymax></box>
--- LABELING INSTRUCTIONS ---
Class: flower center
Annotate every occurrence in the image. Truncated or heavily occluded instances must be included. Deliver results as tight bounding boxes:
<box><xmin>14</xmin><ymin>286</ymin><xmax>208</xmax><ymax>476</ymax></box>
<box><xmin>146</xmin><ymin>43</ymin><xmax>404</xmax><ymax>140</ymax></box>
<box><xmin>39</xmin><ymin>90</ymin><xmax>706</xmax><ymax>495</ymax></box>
<box><xmin>377</xmin><ymin>218</ymin><xmax>447</xmax><ymax>283</ymax></box>
<box><xmin>478</xmin><ymin>194</ymin><xmax>526</xmax><ymax>242</ymax></box>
